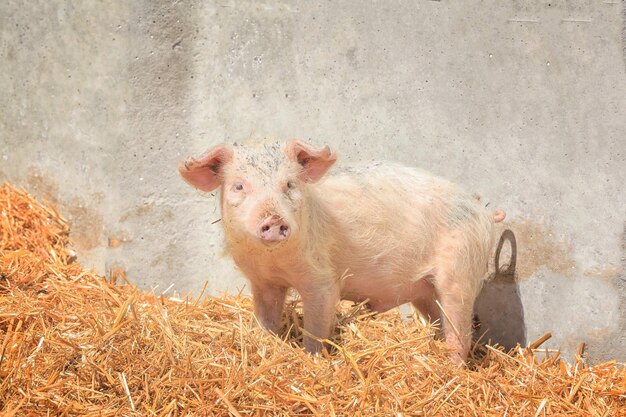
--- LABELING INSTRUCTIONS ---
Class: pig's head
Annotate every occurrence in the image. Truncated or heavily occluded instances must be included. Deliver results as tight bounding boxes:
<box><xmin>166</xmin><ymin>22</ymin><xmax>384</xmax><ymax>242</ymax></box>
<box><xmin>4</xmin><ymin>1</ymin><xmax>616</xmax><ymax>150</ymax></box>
<box><xmin>179</xmin><ymin>140</ymin><xmax>336</xmax><ymax>247</ymax></box>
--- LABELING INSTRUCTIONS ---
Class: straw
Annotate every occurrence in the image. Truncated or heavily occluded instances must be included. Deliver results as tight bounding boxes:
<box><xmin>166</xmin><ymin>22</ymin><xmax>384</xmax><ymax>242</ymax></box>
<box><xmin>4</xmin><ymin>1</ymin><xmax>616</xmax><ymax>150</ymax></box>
<box><xmin>0</xmin><ymin>181</ymin><xmax>624</xmax><ymax>416</ymax></box>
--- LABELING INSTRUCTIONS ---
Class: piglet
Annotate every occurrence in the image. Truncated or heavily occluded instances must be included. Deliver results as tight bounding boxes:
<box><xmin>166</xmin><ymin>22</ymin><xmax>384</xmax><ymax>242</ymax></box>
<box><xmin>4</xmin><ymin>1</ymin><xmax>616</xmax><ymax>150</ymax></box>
<box><xmin>179</xmin><ymin>140</ymin><xmax>505</xmax><ymax>362</ymax></box>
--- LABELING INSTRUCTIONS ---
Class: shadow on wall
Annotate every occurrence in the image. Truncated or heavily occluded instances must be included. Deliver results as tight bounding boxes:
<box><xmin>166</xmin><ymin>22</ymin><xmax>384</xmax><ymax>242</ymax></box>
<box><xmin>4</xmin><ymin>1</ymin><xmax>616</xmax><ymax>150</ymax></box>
<box><xmin>474</xmin><ymin>229</ymin><xmax>526</xmax><ymax>349</ymax></box>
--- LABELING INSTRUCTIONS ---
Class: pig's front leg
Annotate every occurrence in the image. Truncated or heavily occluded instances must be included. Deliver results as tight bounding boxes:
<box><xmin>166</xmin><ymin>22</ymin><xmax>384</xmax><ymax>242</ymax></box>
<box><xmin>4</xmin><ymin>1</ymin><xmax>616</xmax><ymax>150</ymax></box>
<box><xmin>301</xmin><ymin>284</ymin><xmax>340</xmax><ymax>354</ymax></box>
<box><xmin>250</xmin><ymin>282</ymin><xmax>288</xmax><ymax>334</ymax></box>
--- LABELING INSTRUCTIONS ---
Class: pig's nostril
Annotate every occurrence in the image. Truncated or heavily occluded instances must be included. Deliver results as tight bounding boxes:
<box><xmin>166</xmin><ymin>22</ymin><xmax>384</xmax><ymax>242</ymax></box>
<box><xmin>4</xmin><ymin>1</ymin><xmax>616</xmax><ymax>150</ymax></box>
<box><xmin>258</xmin><ymin>217</ymin><xmax>289</xmax><ymax>241</ymax></box>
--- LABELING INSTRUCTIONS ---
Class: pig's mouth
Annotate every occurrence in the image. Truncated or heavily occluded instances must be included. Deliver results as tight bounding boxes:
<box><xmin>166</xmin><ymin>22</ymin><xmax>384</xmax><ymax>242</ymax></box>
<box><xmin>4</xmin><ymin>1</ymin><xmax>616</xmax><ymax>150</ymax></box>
<box><xmin>256</xmin><ymin>215</ymin><xmax>291</xmax><ymax>244</ymax></box>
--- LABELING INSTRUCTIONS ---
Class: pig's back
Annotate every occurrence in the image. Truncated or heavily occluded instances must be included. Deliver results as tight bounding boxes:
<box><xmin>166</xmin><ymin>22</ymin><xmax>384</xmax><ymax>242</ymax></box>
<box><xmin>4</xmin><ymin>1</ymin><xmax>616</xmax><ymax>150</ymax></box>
<box><xmin>312</xmin><ymin>163</ymin><xmax>493</xmax><ymax>307</ymax></box>
<box><xmin>317</xmin><ymin>162</ymin><xmax>461</xmax><ymax>230</ymax></box>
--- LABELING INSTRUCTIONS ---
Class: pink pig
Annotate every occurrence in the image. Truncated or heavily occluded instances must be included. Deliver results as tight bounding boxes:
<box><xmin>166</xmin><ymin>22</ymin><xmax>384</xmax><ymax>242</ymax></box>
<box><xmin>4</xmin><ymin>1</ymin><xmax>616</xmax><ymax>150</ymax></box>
<box><xmin>179</xmin><ymin>140</ymin><xmax>505</xmax><ymax>362</ymax></box>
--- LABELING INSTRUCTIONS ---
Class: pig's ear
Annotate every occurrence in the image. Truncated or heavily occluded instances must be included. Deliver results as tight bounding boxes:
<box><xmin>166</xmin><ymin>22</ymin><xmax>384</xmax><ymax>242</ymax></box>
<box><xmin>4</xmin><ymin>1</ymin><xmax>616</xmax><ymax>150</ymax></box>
<box><xmin>285</xmin><ymin>140</ymin><xmax>336</xmax><ymax>183</ymax></box>
<box><xmin>178</xmin><ymin>145</ymin><xmax>233</xmax><ymax>192</ymax></box>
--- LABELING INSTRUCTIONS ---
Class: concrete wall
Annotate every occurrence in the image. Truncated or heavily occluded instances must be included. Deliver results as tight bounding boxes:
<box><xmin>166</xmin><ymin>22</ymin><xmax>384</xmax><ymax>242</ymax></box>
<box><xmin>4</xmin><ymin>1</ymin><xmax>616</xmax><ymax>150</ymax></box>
<box><xmin>1</xmin><ymin>1</ymin><xmax>624</xmax><ymax>362</ymax></box>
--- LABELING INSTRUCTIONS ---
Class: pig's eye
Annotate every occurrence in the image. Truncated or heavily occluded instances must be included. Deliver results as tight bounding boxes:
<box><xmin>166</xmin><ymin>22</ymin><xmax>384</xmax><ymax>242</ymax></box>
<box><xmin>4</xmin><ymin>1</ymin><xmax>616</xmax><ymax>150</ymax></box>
<box><xmin>286</xmin><ymin>180</ymin><xmax>296</xmax><ymax>190</ymax></box>
<box><xmin>233</xmin><ymin>182</ymin><xmax>244</xmax><ymax>192</ymax></box>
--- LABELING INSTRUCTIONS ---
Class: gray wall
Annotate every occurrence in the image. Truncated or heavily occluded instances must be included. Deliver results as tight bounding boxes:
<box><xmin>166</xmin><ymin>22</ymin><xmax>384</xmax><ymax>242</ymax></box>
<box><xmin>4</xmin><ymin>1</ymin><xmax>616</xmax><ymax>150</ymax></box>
<box><xmin>1</xmin><ymin>1</ymin><xmax>625</xmax><ymax>362</ymax></box>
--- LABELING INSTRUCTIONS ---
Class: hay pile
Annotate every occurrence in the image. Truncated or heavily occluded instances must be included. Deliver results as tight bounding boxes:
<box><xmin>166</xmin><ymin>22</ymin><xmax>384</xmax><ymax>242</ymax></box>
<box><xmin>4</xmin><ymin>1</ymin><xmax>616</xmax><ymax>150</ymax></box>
<box><xmin>0</xmin><ymin>182</ymin><xmax>624</xmax><ymax>416</ymax></box>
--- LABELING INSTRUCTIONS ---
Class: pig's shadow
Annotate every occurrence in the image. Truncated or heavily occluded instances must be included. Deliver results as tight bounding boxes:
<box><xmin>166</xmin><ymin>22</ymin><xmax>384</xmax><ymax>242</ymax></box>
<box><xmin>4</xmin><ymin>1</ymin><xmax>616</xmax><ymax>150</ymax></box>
<box><xmin>473</xmin><ymin>229</ymin><xmax>526</xmax><ymax>350</ymax></box>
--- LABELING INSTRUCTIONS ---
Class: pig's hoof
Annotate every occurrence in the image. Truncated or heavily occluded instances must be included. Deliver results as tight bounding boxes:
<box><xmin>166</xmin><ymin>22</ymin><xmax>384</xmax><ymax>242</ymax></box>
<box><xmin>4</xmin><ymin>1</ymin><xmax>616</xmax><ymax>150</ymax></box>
<box><xmin>449</xmin><ymin>353</ymin><xmax>468</xmax><ymax>367</ymax></box>
<box><xmin>303</xmin><ymin>338</ymin><xmax>330</xmax><ymax>355</ymax></box>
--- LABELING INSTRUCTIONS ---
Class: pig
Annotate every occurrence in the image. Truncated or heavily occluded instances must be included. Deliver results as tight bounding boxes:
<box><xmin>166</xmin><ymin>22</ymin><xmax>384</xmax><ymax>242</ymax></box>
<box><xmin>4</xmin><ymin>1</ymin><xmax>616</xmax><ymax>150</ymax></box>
<box><xmin>179</xmin><ymin>140</ymin><xmax>506</xmax><ymax>362</ymax></box>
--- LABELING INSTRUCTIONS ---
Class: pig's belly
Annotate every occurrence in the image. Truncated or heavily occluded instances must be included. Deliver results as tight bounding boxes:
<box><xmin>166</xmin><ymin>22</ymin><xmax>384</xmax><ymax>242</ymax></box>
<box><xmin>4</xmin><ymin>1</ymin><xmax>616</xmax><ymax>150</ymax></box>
<box><xmin>340</xmin><ymin>272</ymin><xmax>436</xmax><ymax>313</ymax></box>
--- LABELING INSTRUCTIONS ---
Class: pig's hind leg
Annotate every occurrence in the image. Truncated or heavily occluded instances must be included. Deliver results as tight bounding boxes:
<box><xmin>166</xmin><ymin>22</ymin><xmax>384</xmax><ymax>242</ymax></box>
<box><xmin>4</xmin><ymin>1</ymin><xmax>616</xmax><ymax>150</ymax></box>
<box><xmin>434</xmin><ymin>276</ymin><xmax>476</xmax><ymax>364</ymax></box>
<box><xmin>410</xmin><ymin>277</ymin><xmax>442</xmax><ymax>326</ymax></box>
<box><xmin>431</xmin><ymin>234</ymin><xmax>486</xmax><ymax>364</ymax></box>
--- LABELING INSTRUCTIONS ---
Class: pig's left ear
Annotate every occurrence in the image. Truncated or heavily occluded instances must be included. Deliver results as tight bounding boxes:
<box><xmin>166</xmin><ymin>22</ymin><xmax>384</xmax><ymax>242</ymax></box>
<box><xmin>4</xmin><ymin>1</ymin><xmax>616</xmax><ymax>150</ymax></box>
<box><xmin>285</xmin><ymin>140</ymin><xmax>337</xmax><ymax>183</ymax></box>
<box><xmin>178</xmin><ymin>145</ymin><xmax>233</xmax><ymax>192</ymax></box>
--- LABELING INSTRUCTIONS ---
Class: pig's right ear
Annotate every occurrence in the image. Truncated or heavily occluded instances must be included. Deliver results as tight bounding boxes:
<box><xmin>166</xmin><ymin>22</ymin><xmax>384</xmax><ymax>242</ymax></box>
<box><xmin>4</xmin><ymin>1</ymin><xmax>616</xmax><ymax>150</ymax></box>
<box><xmin>178</xmin><ymin>145</ymin><xmax>233</xmax><ymax>192</ymax></box>
<box><xmin>285</xmin><ymin>140</ymin><xmax>337</xmax><ymax>183</ymax></box>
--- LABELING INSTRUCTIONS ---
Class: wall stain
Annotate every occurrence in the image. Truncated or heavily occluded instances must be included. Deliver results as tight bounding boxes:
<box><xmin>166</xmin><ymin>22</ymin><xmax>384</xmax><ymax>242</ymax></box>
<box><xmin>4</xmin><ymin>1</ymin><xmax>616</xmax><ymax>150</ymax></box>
<box><xmin>108</xmin><ymin>230</ymin><xmax>132</xmax><ymax>248</ymax></box>
<box><xmin>494</xmin><ymin>218</ymin><xmax>576</xmax><ymax>280</ymax></box>
<box><xmin>584</xmin><ymin>264</ymin><xmax>622</xmax><ymax>283</ymax></box>
<box><xmin>150</xmin><ymin>240</ymin><xmax>177</xmax><ymax>269</ymax></box>
<box><xmin>120</xmin><ymin>202</ymin><xmax>154</xmax><ymax>222</ymax></box>
<box><xmin>120</xmin><ymin>203</ymin><xmax>174</xmax><ymax>223</ymax></box>
<box><xmin>26</xmin><ymin>169</ymin><xmax>104</xmax><ymax>251</ymax></box>
<box><xmin>65</xmin><ymin>196</ymin><xmax>104</xmax><ymax>250</ymax></box>
<box><xmin>26</xmin><ymin>169</ymin><xmax>61</xmax><ymax>205</ymax></box>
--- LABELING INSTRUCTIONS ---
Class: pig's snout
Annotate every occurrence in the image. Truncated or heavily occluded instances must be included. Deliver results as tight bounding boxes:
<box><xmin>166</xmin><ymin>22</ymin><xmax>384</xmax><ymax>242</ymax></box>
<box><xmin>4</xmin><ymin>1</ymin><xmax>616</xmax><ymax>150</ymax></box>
<box><xmin>258</xmin><ymin>215</ymin><xmax>290</xmax><ymax>242</ymax></box>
